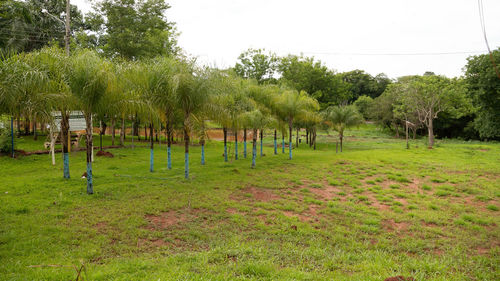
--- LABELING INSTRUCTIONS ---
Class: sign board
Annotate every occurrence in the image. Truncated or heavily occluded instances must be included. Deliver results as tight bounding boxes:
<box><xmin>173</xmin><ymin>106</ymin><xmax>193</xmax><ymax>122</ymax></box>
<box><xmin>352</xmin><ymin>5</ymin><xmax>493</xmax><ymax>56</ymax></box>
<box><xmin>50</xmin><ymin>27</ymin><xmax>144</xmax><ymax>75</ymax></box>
<box><xmin>50</xmin><ymin>111</ymin><xmax>87</xmax><ymax>132</ymax></box>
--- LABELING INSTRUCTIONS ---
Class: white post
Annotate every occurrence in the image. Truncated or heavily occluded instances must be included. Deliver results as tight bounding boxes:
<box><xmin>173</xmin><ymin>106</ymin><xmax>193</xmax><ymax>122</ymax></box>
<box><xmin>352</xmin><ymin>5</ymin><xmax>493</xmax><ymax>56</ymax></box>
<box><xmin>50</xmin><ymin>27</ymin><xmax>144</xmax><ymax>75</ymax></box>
<box><xmin>49</xmin><ymin>124</ymin><xmax>56</xmax><ymax>165</ymax></box>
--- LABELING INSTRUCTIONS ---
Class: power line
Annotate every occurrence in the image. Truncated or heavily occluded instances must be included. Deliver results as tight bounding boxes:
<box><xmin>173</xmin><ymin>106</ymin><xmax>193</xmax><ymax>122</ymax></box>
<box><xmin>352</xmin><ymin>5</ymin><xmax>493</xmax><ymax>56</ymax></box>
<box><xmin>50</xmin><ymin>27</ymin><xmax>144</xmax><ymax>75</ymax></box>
<box><xmin>478</xmin><ymin>0</ymin><xmax>500</xmax><ymax>78</ymax></box>
<box><xmin>301</xmin><ymin>50</ymin><xmax>488</xmax><ymax>56</ymax></box>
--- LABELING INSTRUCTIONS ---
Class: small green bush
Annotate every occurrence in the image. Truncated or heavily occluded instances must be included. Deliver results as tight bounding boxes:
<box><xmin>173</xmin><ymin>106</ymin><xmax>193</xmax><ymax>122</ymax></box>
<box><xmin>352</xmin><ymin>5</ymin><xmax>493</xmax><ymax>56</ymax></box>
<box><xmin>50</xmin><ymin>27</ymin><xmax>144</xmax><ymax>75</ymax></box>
<box><xmin>486</xmin><ymin>205</ymin><xmax>498</xmax><ymax>211</ymax></box>
<box><xmin>0</xmin><ymin>123</ymin><xmax>14</xmax><ymax>154</ymax></box>
<box><xmin>422</xmin><ymin>184</ymin><xmax>432</xmax><ymax>191</ymax></box>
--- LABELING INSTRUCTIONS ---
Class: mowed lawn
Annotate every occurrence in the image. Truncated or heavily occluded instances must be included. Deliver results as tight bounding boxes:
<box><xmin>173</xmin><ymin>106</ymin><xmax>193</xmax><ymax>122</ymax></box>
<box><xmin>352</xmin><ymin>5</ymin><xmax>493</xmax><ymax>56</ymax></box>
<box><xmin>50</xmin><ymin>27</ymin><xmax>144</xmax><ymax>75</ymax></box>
<box><xmin>1</xmin><ymin>128</ymin><xmax>499</xmax><ymax>280</ymax></box>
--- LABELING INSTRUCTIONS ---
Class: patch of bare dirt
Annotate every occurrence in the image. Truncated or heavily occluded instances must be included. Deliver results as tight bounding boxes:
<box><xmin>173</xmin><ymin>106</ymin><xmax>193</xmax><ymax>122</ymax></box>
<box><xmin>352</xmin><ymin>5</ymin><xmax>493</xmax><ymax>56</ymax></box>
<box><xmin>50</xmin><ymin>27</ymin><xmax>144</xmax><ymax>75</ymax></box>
<box><xmin>383</xmin><ymin>219</ymin><xmax>410</xmax><ymax>233</ymax></box>
<box><xmin>94</xmin><ymin>221</ymin><xmax>109</xmax><ymax>233</ymax></box>
<box><xmin>393</xmin><ymin>198</ymin><xmax>408</xmax><ymax>205</ymax></box>
<box><xmin>226</xmin><ymin>208</ymin><xmax>240</xmax><ymax>214</ymax></box>
<box><xmin>282</xmin><ymin>205</ymin><xmax>322</xmax><ymax>223</ymax></box>
<box><xmin>137</xmin><ymin>237</ymin><xmax>186</xmax><ymax>249</ymax></box>
<box><xmin>421</xmin><ymin>221</ymin><xmax>439</xmax><ymax>227</ymax></box>
<box><xmin>232</xmin><ymin>186</ymin><xmax>281</xmax><ymax>202</ymax></box>
<box><xmin>309</xmin><ymin>185</ymin><xmax>342</xmax><ymax>200</ymax></box>
<box><xmin>96</xmin><ymin>150</ymin><xmax>114</xmax><ymax>157</ymax></box>
<box><xmin>144</xmin><ymin>210</ymin><xmax>187</xmax><ymax>230</ymax></box>
<box><xmin>366</xmin><ymin>193</ymin><xmax>391</xmax><ymax>211</ymax></box>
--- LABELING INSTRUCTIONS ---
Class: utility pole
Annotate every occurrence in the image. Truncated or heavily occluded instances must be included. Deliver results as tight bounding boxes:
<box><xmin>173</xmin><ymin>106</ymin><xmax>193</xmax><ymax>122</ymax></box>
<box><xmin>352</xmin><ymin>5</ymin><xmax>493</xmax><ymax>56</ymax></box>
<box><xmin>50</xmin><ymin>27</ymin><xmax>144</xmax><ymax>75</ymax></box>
<box><xmin>65</xmin><ymin>0</ymin><xmax>70</xmax><ymax>56</ymax></box>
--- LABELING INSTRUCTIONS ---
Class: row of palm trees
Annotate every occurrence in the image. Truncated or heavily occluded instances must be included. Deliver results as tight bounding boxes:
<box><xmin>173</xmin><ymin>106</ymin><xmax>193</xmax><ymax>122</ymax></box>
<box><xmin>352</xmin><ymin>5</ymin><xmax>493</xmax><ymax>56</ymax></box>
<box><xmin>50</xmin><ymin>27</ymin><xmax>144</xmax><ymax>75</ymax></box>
<box><xmin>0</xmin><ymin>47</ymin><xmax>362</xmax><ymax>194</ymax></box>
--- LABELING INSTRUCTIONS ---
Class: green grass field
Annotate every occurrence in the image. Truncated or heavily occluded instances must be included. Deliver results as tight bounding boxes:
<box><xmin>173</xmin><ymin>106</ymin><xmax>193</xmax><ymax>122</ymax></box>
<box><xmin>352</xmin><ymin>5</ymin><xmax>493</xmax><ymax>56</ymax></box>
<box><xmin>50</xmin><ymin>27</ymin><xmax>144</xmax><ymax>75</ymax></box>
<box><xmin>1</xmin><ymin>125</ymin><xmax>499</xmax><ymax>280</ymax></box>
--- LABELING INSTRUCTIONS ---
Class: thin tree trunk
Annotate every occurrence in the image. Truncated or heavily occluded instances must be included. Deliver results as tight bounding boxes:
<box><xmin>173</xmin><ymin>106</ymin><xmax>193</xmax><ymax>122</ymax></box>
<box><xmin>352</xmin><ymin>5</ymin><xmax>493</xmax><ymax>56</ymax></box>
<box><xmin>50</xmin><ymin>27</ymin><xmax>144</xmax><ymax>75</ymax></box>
<box><xmin>306</xmin><ymin>129</ymin><xmax>309</xmax><ymax>144</ymax></box>
<box><xmin>235</xmin><ymin>130</ymin><xmax>238</xmax><ymax>160</ymax></box>
<box><xmin>150</xmin><ymin>124</ymin><xmax>154</xmax><ymax>172</ymax></box>
<box><xmin>61</xmin><ymin>111</ymin><xmax>70</xmax><ymax>179</ymax></box>
<box><xmin>120</xmin><ymin>117</ymin><xmax>125</xmax><ymax>146</ymax></box>
<box><xmin>252</xmin><ymin>128</ymin><xmax>257</xmax><ymax>168</ymax></box>
<box><xmin>282</xmin><ymin>131</ymin><xmax>285</xmax><ymax>154</ymax></box>
<box><xmin>223</xmin><ymin>127</ymin><xmax>228</xmax><ymax>162</ymax></box>
<box><xmin>274</xmin><ymin>129</ymin><xmax>277</xmax><ymax>155</ymax></box>
<box><xmin>33</xmin><ymin>118</ymin><xmax>37</xmax><ymax>140</ymax></box>
<box><xmin>313</xmin><ymin>128</ymin><xmax>317</xmax><ymax>150</ymax></box>
<box><xmin>111</xmin><ymin>118</ymin><xmax>115</xmax><ymax>146</ymax></box>
<box><xmin>184</xmin><ymin>118</ymin><xmax>190</xmax><ymax>179</ymax></box>
<box><xmin>340</xmin><ymin>134</ymin><xmax>343</xmax><ymax>152</ymax></box>
<box><xmin>99</xmin><ymin>121</ymin><xmax>103</xmax><ymax>152</ymax></box>
<box><xmin>243</xmin><ymin>128</ymin><xmax>247</xmax><ymax>158</ymax></box>
<box><xmin>406</xmin><ymin>121</ymin><xmax>409</xmax><ymax>149</ymax></box>
<box><xmin>201</xmin><ymin>137</ymin><xmax>205</xmax><ymax>165</ymax></box>
<box><xmin>428</xmin><ymin>118</ymin><xmax>434</xmax><ymax>148</ymax></box>
<box><xmin>24</xmin><ymin>118</ymin><xmax>30</xmax><ymax>135</ymax></box>
<box><xmin>167</xmin><ymin>121</ymin><xmax>172</xmax><ymax>169</ymax></box>
<box><xmin>288</xmin><ymin>120</ymin><xmax>293</xmax><ymax>160</ymax></box>
<box><xmin>85</xmin><ymin>114</ymin><xmax>93</xmax><ymax>194</ymax></box>
<box><xmin>260</xmin><ymin>129</ymin><xmax>263</xmax><ymax>156</ymax></box>
<box><xmin>296</xmin><ymin>128</ymin><xmax>299</xmax><ymax>147</ymax></box>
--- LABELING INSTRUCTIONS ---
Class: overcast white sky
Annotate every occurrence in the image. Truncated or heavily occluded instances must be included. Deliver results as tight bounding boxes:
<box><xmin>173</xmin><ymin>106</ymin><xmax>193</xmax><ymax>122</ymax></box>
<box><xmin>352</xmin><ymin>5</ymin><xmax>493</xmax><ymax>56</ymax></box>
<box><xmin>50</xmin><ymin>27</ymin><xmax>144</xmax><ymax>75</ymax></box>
<box><xmin>74</xmin><ymin>0</ymin><xmax>500</xmax><ymax>78</ymax></box>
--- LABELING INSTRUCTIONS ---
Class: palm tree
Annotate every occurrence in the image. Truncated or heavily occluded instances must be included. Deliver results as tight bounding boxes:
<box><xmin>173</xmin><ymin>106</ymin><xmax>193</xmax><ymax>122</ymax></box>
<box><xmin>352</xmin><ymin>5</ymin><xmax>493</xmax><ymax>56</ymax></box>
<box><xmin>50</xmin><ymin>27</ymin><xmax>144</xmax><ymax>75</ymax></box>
<box><xmin>128</xmin><ymin>59</ymin><xmax>174</xmax><ymax>172</ymax></box>
<box><xmin>144</xmin><ymin>57</ymin><xmax>177</xmax><ymax>169</ymax></box>
<box><xmin>303</xmin><ymin>111</ymin><xmax>323</xmax><ymax>150</ymax></box>
<box><xmin>175</xmin><ymin>62</ymin><xmax>211</xmax><ymax>179</ymax></box>
<box><xmin>323</xmin><ymin>105</ymin><xmax>363</xmax><ymax>152</ymax></box>
<box><xmin>274</xmin><ymin>90</ymin><xmax>319</xmax><ymax>160</ymax></box>
<box><xmin>241</xmin><ymin>109</ymin><xmax>270</xmax><ymax>168</ymax></box>
<box><xmin>25</xmin><ymin>47</ymin><xmax>74</xmax><ymax>173</ymax></box>
<box><xmin>68</xmin><ymin>50</ymin><xmax>109</xmax><ymax>194</ymax></box>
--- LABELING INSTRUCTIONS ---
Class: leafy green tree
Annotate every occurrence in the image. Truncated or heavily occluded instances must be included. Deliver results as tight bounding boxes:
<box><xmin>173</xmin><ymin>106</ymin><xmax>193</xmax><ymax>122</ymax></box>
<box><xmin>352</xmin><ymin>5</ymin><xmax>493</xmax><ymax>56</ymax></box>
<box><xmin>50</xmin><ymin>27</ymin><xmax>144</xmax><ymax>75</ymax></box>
<box><xmin>279</xmin><ymin>55</ymin><xmax>349</xmax><ymax>107</ymax></box>
<box><xmin>323</xmin><ymin>105</ymin><xmax>363</xmax><ymax>152</ymax></box>
<box><xmin>369</xmin><ymin>88</ymin><xmax>399</xmax><ymax>134</ymax></box>
<box><xmin>68</xmin><ymin>50</ymin><xmax>109</xmax><ymax>194</ymax></box>
<box><xmin>353</xmin><ymin>95</ymin><xmax>374</xmax><ymax>119</ymax></box>
<box><xmin>341</xmin><ymin>70</ymin><xmax>390</xmax><ymax>101</ymax></box>
<box><xmin>234</xmin><ymin>48</ymin><xmax>278</xmax><ymax>84</ymax></box>
<box><xmin>395</xmin><ymin>75</ymin><xmax>472</xmax><ymax>147</ymax></box>
<box><xmin>465</xmin><ymin>48</ymin><xmax>500</xmax><ymax>140</ymax></box>
<box><xmin>89</xmin><ymin>0</ymin><xmax>178</xmax><ymax>59</ymax></box>
<box><xmin>274</xmin><ymin>89</ymin><xmax>319</xmax><ymax>159</ymax></box>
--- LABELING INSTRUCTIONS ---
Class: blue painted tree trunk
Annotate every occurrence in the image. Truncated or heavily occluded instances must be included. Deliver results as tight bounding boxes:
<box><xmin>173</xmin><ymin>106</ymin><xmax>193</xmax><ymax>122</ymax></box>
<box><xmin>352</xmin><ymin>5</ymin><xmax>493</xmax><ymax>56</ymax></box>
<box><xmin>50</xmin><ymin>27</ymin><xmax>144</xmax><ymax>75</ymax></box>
<box><xmin>289</xmin><ymin>142</ymin><xmax>292</xmax><ymax>159</ymax></box>
<box><xmin>260</xmin><ymin>139</ymin><xmax>263</xmax><ymax>156</ymax></box>
<box><xmin>282</xmin><ymin>137</ymin><xmax>285</xmax><ymax>154</ymax></box>
<box><xmin>252</xmin><ymin>144</ymin><xmax>256</xmax><ymax>168</ymax></box>
<box><xmin>184</xmin><ymin>153</ymin><xmax>189</xmax><ymax>179</ymax></box>
<box><xmin>87</xmin><ymin>162</ymin><xmax>93</xmax><ymax>194</ymax></box>
<box><xmin>167</xmin><ymin>146</ymin><xmax>172</xmax><ymax>169</ymax></box>
<box><xmin>150</xmin><ymin>148</ymin><xmax>154</xmax><ymax>172</ymax></box>
<box><xmin>63</xmin><ymin>153</ymin><xmax>70</xmax><ymax>178</ymax></box>
<box><xmin>201</xmin><ymin>144</ymin><xmax>205</xmax><ymax>165</ymax></box>
<box><xmin>274</xmin><ymin>139</ymin><xmax>277</xmax><ymax>155</ymax></box>
<box><xmin>243</xmin><ymin>129</ymin><xmax>247</xmax><ymax>158</ymax></box>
